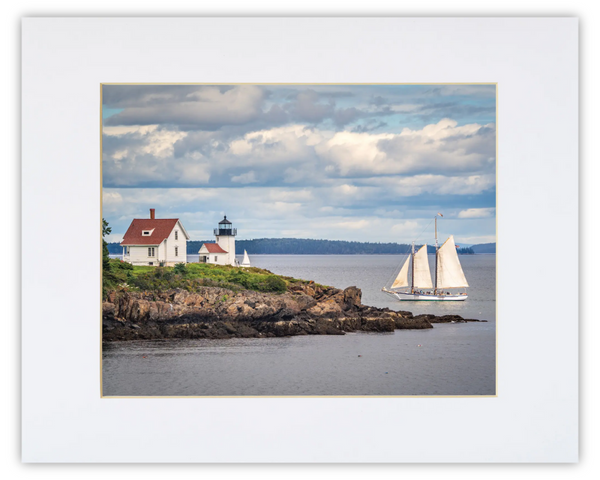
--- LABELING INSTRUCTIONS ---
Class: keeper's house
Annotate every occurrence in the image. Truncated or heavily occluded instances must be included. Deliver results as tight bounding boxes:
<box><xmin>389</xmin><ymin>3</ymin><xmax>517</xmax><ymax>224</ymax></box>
<box><xmin>120</xmin><ymin>208</ymin><xmax>190</xmax><ymax>266</ymax></box>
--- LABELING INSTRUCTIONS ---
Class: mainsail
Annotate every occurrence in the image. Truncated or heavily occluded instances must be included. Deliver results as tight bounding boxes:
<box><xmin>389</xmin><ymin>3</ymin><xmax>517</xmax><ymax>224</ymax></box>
<box><xmin>413</xmin><ymin>244</ymin><xmax>433</xmax><ymax>288</ymax></box>
<box><xmin>436</xmin><ymin>235</ymin><xmax>469</xmax><ymax>288</ymax></box>
<box><xmin>391</xmin><ymin>256</ymin><xmax>410</xmax><ymax>288</ymax></box>
<box><xmin>241</xmin><ymin>250</ymin><xmax>251</xmax><ymax>267</ymax></box>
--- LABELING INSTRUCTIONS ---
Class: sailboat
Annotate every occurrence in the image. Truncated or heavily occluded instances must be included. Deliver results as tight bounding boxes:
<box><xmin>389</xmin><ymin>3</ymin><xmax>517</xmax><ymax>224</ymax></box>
<box><xmin>382</xmin><ymin>215</ymin><xmax>469</xmax><ymax>301</ymax></box>
<box><xmin>241</xmin><ymin>250</ymin><xmax>251</xmax><ymax>267</ymax></box>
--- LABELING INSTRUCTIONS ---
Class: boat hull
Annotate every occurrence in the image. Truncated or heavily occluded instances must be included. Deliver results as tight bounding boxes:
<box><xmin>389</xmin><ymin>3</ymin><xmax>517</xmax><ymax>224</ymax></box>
<box><xmin>392</xmin><ymin>292</ymin><xmax>468</xmax><ymax>302</ymax></box>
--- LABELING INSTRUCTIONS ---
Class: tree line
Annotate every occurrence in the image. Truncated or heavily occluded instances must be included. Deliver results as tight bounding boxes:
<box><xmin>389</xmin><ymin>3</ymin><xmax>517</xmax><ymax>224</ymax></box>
<box><xmin>107</xmin><ymin>238</ymin><xmax>475</xmax><ymax>255</ymax></box>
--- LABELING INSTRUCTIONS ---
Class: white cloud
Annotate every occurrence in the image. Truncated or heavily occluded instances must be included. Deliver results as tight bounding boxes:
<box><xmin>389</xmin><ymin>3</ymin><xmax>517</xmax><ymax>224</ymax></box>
<box><xmin>178</xmin><ymin>164</ymin><xmax>211</xmax><ymax>185</ymax></box>
<box><xmin>103</xmin><ymin>125</ymin><xmax>160</xmax><ymax>136</ymax></box>
<box><xmin>103</xmin><ymin>118</ymin><xmax>495</xmax><ymax>191</ymax></box>
<box><xmin>268</xmin><ymin>189</ymin><xmax>313</xmax><ymax>202</ymax></box>
<box><xmin>455</xmin><ymin>235</ymin><xmax>497</xmax><ymax>244</ymax></box>
<box><xmin>107</xmin><ymin>85</ymin><xmax>266</xmax><ymax>127</ymax></box>
<box><xmin>334</xmin><ymin>184</ymin><xmax>359</xmax><ymax>196</ymax></box>
<box><xmin>317</xmin><ymin>118</ymin><xmax>495</xmax><ymax>176</ymax></box>
<box><xmin>269</xmin><ymin>202</ymin><xmax>303</xmax><ymax>213</ymax></box>
<box><xmin>334</xmin><ymin>219</ymin><xmax>369</xmax><ymax>230</ymax></box>
<box><xmin>104</xmin><ymin>125</ymin><xmax>187</xmax><ymax>159</ymax></box>
<box><xmin>102</xmin><ymin>191</ymin><xmax>122</xmax><ymax>205</ymax></box>
<box><xmin>390</xmin><ymin>220</ymin><xmax>421</xmax><ymax>238</ymax></box>
<box><xmin>458</xmin><ymin>207</ymin><xmax>496</xmax><ymax>219</ymax></box>
<box><xmin>367</xmin><ymin>174</ymin><xmax>495</xmax><ymax>196</ymax></box>
<box><xmin>103</xmin><ymin>186</ymin><xmax>496</xmax><ymax>245</ymax></box>
<box><xmin>231</xmin><ymin>171</ymin><xmax>258</xmax><ymax>184</ymax></box>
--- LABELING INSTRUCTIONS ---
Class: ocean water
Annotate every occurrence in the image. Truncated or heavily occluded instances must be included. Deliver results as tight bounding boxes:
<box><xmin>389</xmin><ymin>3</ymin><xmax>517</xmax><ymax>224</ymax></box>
<box><xmin>103</xmin><ymin>254</ymin><xmax>496</xmax><ymax>396</ymax></box>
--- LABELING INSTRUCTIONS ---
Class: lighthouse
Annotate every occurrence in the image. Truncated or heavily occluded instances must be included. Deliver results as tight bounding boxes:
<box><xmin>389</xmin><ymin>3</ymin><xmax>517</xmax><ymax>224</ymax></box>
<box><xmin>214</xmin><ymin>215</ymin><xmax>237</xmax><ymax>266</ymax></box>
<box><xmin>198</xmin><ymin>215</ymin><xmax>238</xmax><ymax>266</ymax></box>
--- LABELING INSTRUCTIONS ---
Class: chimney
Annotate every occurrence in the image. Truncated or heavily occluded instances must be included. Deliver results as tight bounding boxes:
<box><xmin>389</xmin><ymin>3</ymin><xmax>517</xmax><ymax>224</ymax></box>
<box><xmin>150</xmin><ymin>208</ymin><xmax>155</xmax><ymax>220</ymax></box>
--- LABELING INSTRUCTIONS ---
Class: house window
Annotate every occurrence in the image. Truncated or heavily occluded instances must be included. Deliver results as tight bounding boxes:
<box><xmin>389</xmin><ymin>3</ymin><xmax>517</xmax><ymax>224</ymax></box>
<box><xmin>142</xmin><ymin>230</ymin><xmax>151</xmax><ymax>236</ymax></box>
<box><xmin>175</xmin><ymin>246</ymin><xmax>178</xmax><ymax>257</ymax></box>
<box><xmin>148</xmin><ymin>247</ymin><xmax>155</xmax><ymax>257</ymax></box>
<box><xmin>214</xmin><ymin>256</ymin><xmax>218</xmax><ymax>262</ymax></box>
<box><xmin>126</xmin><ymin>247</ymin><xmax>130</xmax><ymax>255</ymax></box>
<box><xmin>175</xmin><ymin>230</ymin><xmax>178</xmax><ymax>240</ymax></box>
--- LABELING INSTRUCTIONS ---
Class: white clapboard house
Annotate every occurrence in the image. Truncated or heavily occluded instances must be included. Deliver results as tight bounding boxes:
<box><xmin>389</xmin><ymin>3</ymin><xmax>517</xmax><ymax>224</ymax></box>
<box><xmin>120</xmin><ymin>208</ymin><xmax>190</xmax><ymax>266</ymax></box>
<box><xmin>199</xmin><ymin>216</ymin><xmax>238</xmax><ymax>266</ymax></box>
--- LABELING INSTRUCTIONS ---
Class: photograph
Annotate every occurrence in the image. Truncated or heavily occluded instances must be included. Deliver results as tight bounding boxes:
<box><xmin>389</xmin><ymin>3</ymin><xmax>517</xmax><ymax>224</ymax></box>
<box><xmin>101</xmin><ymin>83</ymin><xmax>497</xmax><ymax>397</ymax></box>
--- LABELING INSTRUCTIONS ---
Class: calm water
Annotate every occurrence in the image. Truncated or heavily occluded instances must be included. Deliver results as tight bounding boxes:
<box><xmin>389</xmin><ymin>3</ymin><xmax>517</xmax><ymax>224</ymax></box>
<box><xmin>103</xmin><ymin>254</ymin><xmax>496</xmax><ymax>396</ymax></box>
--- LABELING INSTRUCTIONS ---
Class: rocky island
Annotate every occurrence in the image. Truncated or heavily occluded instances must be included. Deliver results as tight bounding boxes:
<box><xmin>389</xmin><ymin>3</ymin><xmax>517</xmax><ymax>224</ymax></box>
<box><xmin>102</xmin><ymin>261</ymin><xmax>481</xmax><ymax>342</ymax></box>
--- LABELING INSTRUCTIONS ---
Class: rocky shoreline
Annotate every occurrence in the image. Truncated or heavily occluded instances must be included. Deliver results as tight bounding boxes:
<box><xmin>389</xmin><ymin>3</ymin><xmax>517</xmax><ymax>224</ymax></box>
<box><xmin>102</xmin><ymin>283</ymin><xmax>482</xmax><ymax>342</ymax></box>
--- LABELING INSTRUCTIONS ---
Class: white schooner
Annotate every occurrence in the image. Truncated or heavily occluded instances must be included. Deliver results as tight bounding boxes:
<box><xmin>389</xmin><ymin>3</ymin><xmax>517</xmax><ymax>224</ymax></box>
<box><xmin>382</xmin><ymin>214</ymin><xmax>469</xmax><ymax>301</ymax></box>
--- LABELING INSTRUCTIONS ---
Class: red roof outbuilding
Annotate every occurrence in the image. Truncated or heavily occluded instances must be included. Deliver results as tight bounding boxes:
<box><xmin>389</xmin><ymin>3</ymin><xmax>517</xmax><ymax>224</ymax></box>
<box><xmin>201</xmin><ymin>243</ymin><xmax>228</xmax><ymax>254</ymax></box>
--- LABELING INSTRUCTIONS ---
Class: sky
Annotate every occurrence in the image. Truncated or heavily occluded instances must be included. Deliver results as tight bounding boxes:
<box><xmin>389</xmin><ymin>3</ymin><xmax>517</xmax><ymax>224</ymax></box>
<box><xmin>102</xmin><ymin>84</ymin><xmax>496</xmax><ymax>246</ymax></box>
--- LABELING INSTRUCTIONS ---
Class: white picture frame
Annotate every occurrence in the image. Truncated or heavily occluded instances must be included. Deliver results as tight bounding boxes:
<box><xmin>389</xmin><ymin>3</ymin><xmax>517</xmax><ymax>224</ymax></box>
<box><xmin>21</xmin><ymin>17</ymin><xmax>578</xmax><ymax>463</ymax></box>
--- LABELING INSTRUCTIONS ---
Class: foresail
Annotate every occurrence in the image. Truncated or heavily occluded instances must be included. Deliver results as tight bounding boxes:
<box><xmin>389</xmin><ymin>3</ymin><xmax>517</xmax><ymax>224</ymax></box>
<box><xmin>391</xmin><ymin>256</ymin><xmax>410</xmax><ymax>288</ymax></box>
<box><xmin>436</xmin><ymin>235</ymin><xmax>469</xmax><ymax>288</ymax></box>
<box><xmin>413</xmin><ymin>245</ymin><xmax>433</xmax><ymax>288</ymax></box>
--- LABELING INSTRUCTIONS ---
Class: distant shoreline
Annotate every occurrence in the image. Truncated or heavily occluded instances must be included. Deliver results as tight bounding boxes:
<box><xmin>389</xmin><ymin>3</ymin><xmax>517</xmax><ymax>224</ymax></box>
<box><xmin>107</xmin><ymin>239</ymin><xmax>495</xmax><ymax>256</ymax></box>
<box><xmin>109</xmin><ymin>252</ymin><xmax>496</xmax><ymax>258</ymax></box>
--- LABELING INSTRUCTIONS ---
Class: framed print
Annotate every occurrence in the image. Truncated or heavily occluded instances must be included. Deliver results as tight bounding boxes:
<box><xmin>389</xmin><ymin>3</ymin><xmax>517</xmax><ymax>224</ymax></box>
<box><xmin>22</xmin><ymin>17</ymin><xmax>578</xmax><ymax>462</ymax></box>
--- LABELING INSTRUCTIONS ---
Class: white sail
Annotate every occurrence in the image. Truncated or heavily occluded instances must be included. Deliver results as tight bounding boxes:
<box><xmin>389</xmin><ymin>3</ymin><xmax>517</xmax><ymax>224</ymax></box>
<box><xmin>391</xmin><ymin>256</ymin><xmax>410</xmax><ymax>288</ymax></box>
<box><xmin>413</xmin><ymin>245</ymin><xmax>433</xmax><ymax>288</ymax></box>
<box><xmin>241</xmin><ymin>250</ymin><xmax>251</xmax><ymax>267</ymax></box>
<box><xmin>436</xmin><ymin>235</ymin><xmax>469</xmax><ymax>288</ymax></box>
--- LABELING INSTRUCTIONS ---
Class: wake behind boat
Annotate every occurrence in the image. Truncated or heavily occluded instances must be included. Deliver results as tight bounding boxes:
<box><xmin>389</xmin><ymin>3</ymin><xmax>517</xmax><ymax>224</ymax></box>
<box><xmin>382</xmin><ymin>214</ymin><xmax>469</xmax><ymax>302</ymax></box>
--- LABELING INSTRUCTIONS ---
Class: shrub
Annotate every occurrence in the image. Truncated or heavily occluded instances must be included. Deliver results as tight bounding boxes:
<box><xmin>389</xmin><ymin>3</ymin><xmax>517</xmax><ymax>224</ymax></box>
<box><xmin>174</xmin><ymin>263</ymin><xmax>187</xmax><ymax>276</ymax></box>
<box><xmin>263</xmin><ymin>275</ymin><xmax>287</xmax><ymax>293</ymax></box>
<box><xmin>111</xmin><ymin>259</ymin><xmax>133</xmax><ymax>271</ymax></box>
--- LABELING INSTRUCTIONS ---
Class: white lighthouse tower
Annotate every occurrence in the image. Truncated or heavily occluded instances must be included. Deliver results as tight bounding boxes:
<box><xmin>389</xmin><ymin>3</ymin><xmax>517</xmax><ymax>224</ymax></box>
<box><xmin>215</xmin><ymin>215</ymin><xmax>237</xmax><ymax>266</ymax></box>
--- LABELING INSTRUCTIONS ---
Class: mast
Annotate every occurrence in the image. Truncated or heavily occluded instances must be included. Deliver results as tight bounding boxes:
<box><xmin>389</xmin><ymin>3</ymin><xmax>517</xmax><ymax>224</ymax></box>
<box><xmin>410</xmin><ymin>241</ymin><xmax>415</xmax><ymax>294</ymax></box>
<box><xmin>434</xmin><ymin>215</ymin><xmax>439</xmax><ymax>294</ymax></box>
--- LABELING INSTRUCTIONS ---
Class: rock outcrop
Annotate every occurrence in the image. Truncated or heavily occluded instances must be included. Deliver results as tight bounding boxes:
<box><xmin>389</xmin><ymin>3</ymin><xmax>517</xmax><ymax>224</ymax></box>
<box><xmin>102</xmin><ymin>284</ymin><xmax>477</xmax><ymax>342</ymax></box>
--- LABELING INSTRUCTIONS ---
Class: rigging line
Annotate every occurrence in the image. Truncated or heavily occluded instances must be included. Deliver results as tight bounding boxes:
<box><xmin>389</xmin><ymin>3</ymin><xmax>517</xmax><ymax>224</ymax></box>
<box><xmin>384</xmin><ymin>216</ymin><xmax>436</xmax><ymax>288</ymax></box>
<box><xmin>412</xmin><ymin>217</ymin><xmax>435</xmax><ymax>247</ymax></box>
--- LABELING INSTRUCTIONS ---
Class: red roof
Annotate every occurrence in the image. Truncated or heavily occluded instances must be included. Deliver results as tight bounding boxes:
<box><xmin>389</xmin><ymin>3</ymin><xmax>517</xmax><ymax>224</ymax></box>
<box><xmin>201</xmin><ymin>243</ymin><xmax>228</xmax><ymax>254</ymax></box>
<box><xmin>120</xmin><ymin>219</ymin><xmax>179</xmax><ymax>246</ymax></box>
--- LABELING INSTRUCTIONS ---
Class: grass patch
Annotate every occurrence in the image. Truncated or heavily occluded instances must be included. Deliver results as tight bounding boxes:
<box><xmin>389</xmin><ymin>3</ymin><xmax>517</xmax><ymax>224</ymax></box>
<box><xmin>105</xmin><ymin>260</ymin><xmax>310</xmax><ymax>295</ymax></box>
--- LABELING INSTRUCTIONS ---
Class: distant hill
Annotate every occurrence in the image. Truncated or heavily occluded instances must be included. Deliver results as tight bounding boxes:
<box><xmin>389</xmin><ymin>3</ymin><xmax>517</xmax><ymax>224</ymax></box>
<box><xmin>108</xmin><ymin>238</ymin><xmax>476</xmax><ymax>255</ymax></box>
<box><xmin>470</xmin><ymin>242</ymin><xmax>496</xmax><ymax>254</ymax></box>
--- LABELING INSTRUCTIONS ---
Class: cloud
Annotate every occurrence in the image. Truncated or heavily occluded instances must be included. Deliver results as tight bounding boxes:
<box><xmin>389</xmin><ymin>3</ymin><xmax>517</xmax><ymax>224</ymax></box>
<box><xmin>423</xmin><ymin>85</ymin><xmax>496</xmax><ymax>98</ymax></box>
<box><xmin>102</xmin><ymin>191</ymin><xmax>122</xmax><ymax>206</ymax></box>
<box><xmin>458</xmin><ymin>207</ymin><xmax>496</xmax><ymax>219</ymax></box>
<box><xmin>317</xmin><ymin>119</ymin><xmax>496</xmax><ymax>177</ymax></box>
<box><xmin>333</xmin><ymin>219</ymin><xmax>370</xmax><ymax>230</ymax></box>
<box><xmin>104</xmin><ymin>85</ymin><xmax>266</xmax><ymax>128</ymax></box>
<box><xmin>102</xmin><ymin>186</ymin><xmax>495</xmax><ymax>245</ymax></box>
<box><xmin>231</xmin><ymin>171</ymin><xmax>258</xmax><ymax>184</ymax></box>
<box><xmin>391</xmin><ymin>220</ymin><xmax>420</xmax><ymax>235</ymax></box>
<box><xmin>366</xmin><ymin>174</ymin><xmax>496</xmax><ymax>196</ymax></box>
<box><xmin>102</xmin><ymin>85</ymin><xmax>496</xmax><ymax>243</ymax></box>
<box><xmin>268</xmin><ymin>189</ymin><xmax>313</xmax><ymax>202</ymax></box>
<box><xmin>103</xmin><ymin>118</ymin><xmax>496</xmax><ymax>198</ymax></box>
<box><xmin>286</xmin><ymin>89</ymin><xmax>335</xmax><ymax>123</ymax></box>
